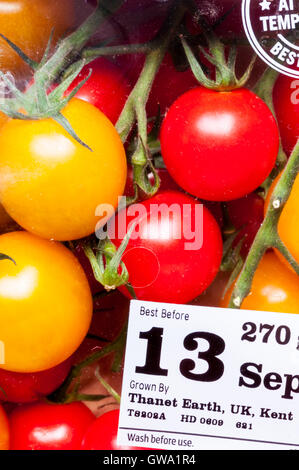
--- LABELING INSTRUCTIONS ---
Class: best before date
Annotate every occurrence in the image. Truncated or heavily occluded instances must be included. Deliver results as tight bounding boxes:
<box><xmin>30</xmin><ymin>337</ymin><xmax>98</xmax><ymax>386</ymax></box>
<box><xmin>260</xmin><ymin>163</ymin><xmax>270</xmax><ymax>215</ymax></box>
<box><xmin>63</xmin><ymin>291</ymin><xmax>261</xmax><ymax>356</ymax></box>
<box><xmin>117</xmin><ymin>301</ymin><xmax>299</xmax><ymax>450</ymax></box>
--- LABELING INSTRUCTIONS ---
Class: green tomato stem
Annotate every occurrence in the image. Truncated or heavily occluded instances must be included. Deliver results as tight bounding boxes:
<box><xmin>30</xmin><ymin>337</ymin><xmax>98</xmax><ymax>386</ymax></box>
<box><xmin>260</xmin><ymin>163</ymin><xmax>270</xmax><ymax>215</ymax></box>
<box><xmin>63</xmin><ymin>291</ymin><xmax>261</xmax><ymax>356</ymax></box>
<box><xmin>254</xmin><ymin>67</ymin><xmax>287</xmax><ymax>175</ymax></box>
<box><xmin>228</xmin><ymin>139</ymin><xmax>299</xmax><ymax>309</ymax></box>
<box><xmin>48</xmin><ymin>322</ymin><xmax>128</xmax><ymax>403</ymax></box>
<box><xmin>115</xmin><ymin>0</ymin><xmax>187</xmax><ymax>196</ymax></box>
<box><xmin>95</xmin><ymin>366</ymin><xmax>121</xmax><ymax>404</ymax></box>
<box><xmin>31</xmin><ymin>0</ymin><xmax>126</xmax><ymax>90</ymax></box>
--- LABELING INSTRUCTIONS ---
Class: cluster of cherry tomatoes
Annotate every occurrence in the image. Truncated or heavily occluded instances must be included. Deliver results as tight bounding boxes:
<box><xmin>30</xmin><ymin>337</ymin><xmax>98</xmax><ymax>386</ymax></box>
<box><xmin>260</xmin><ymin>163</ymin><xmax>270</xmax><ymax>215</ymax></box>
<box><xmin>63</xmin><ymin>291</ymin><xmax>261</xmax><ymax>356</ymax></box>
<box><xmin>0</xmin><ymin>0</ymin><xmax>298</xmax><ymax>451</ymax></box>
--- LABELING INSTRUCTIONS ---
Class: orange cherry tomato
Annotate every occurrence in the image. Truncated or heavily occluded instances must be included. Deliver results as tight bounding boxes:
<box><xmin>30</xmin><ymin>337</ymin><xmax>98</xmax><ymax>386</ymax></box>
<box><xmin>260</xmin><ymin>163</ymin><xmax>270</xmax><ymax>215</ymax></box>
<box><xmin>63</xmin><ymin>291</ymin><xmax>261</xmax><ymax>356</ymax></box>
<box><xmin>221</xmin><ymin>251</ymin><xmax>299</xmax><ymax>314</ymax></box>
<box><xmin>0</xmin><ymin>231</ymin><xmax>93</xmax><ymax>373</ymax></box>
<box><xmin>0</xmin><ymin>0</ymin><xmax>76</xmax><ymax>78</ymax></box>
<box><xmin>0</xmin><ymin>98</ymin><xmax>127</xmax><ymax>241</ymax></box>
<box><xmin>265</xmin><ymin>174</ymin><xmax>299</xmax><ymax>269</ymax></box>
<box><xmin>0</xmin><ymin>404</ymin><xmax>9</xmax><ymax>450</ymax></box>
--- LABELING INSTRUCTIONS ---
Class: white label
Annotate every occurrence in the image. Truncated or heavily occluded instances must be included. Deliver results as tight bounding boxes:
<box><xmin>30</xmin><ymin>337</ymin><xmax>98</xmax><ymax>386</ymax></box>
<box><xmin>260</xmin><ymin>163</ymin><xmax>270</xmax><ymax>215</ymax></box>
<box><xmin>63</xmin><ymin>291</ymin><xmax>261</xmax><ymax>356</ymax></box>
<box><xmin>117</xmin><ymin>300</ymin><xmax>299</xmax><ymax>450</ymax></box>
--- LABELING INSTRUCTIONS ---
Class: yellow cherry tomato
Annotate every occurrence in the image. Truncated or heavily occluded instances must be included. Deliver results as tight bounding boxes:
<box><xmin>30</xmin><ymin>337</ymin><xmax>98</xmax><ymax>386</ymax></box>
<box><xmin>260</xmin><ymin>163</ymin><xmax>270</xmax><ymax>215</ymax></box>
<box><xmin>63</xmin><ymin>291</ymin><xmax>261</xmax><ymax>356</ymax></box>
<box><xmin>221</xmin><ymin>251</ymin><xmax>299</xmax><ymax>313</ymax></box>
<box><xmin>0</xmin><ymin>231</ymin><xmax>93</xmax><ymax>373</ymax></box>
<box><xmin>0</xmin><ymin>98</ymin><xmax>127</xmax><ymax>241</ymax></box>
<box><xmin>0</xmin><ymin>0</ymin><xmax>76</xmax><ymax>78</ymax></box>
<box><xmin>0</xmin><ymin>405</ymin><xmax>9</xmax><ymax>450</ymax></box>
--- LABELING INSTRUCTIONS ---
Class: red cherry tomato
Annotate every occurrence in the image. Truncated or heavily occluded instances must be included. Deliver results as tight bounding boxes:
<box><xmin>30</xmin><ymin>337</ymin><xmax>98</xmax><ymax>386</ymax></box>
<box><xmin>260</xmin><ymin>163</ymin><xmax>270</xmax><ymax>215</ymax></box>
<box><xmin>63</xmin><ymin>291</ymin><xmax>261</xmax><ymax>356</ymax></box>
<box><xmin>109</xmin><ymin>190</ymin><xmax>223</xmax><ymax>304</ymax></box>
<box><xmin>226</xmin><ymin>192</ymin><xmax>264</xmax><ymax>256</ymax></box>
<box><xmin>160</xmin><ymin>87</ymin><xmax>279</xmax><ymax>201</ymax></box>
<box><xmin>67</xmin><ymin>58</ymin><xmax>132</xmax><ymax>124</ymax></box>
<box><xmin>0</xmin><ymin>357</ymin><xmax>72</xmax><ymax>404</ymax></box>
<box><xmin>81</xmin><ymin>409</ymin><xmax>149</xmax><ymax>450</ymax></box>
<box><xmin>273</xmin><ymin>75</ymin><xmax>299</xmax><ymax>156</ymax></box>
<box><xmin>10</xmin><ymin>402</ymin><xmax>95</xmax><ymax>450</ymax></box>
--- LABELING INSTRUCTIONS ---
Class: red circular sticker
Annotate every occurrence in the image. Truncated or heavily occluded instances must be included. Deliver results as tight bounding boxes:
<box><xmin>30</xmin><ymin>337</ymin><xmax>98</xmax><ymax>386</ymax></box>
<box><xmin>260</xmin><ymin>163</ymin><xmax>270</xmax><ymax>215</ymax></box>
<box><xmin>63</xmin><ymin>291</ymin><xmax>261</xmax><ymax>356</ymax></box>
<box><xmin>242</xmin><ymin>0</ymin><xmax>299</xmax><ymax>78</ymax></box>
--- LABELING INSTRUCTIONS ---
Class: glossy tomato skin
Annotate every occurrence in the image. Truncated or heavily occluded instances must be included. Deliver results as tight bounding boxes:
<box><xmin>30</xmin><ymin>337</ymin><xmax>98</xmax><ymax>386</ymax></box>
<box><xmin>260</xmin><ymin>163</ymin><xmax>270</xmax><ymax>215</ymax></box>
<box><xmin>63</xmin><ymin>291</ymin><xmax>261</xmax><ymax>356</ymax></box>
<box><xmin>81</xmin><ymin>409</ymin><xmax>149</xmax><ymax>450</ymax></box>
<box><xmin>273</xmin><ymin>75</ymin><xmax>299</xmax><ymax>156</ymax></box>
<box><xmin>0</xmin><ymin>231</ymin><xmax>93</xmax><ymax>373</ymax></box>
<box><xmin>160</xmin><ymin>87</ymin><xmax>279</xmax><ymax>201</ymax></box>
<box><xmin>67</xmin><ymin>58</ymin><xmax>131</xmax><ymax>124</ymax></box>
<box><xmin>10</xmin><ymin>402</ymin><xmax>95</xmax><ymax>450</ymax></box>
<box><xmin>0</xmin><ymin>405</ymin><xmax>9</xmax><ymax>450</ymax></box>
<box><xmin>0</xmin><ymin>357</ymin><xmax>72</xmax><ymax>403</ymax></box>
<box><xmin>221</xmin><ymin>251</ymin><xmax>299</xmax><ymax>313</ymax></box>
<box><xmin>110</xmin><ymin>191</ymin><xmax>223</xmax><ymax>304</ymax></box>
<box><xmin>0</xmin><ymin>0</ymin><xmax>76</xmax><ymax>78</ymax></box>
<box><xmin>0</xmin><ymin>98</ymin><xmax>127</xmax><ymax>241</ymax></box>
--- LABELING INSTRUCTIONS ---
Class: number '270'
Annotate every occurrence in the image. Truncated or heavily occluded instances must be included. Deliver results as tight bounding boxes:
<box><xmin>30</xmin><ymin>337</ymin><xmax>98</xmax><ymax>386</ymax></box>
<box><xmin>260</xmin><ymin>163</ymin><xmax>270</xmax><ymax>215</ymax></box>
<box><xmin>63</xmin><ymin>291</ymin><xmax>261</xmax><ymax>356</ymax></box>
<box><xmin>241</xmin><ymin>322</ymin><xmax>291</xmax><ymax>345</ymax></box>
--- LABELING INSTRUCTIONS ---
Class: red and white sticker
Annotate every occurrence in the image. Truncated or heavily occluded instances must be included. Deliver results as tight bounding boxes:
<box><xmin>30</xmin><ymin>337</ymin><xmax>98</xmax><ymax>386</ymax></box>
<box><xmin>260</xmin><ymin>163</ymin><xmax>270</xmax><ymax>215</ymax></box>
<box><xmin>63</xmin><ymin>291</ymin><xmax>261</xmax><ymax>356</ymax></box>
<box><xmin>118</xmin><ymin>300</ymin><xmax>299</xmax><ymax>450</ymax></box>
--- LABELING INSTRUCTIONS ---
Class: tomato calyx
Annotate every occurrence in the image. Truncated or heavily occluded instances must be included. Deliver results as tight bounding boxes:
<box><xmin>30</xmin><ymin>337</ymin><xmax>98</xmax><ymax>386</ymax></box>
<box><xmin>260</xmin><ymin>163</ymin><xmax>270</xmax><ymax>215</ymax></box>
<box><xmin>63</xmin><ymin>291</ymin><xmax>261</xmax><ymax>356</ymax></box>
<box><xmin>83</xmin><ymin>228</ymin><xmax>136</xmax><ymax>294</ymax></box>
<box><xmin>181</xmin><ymin>30</ymin><xmax>256</xmax><ymax>91</ymax></box>
<box><xmin>0</xmin><ymin>253</ymin><xmax>15</xmax><ymax>264</ymax></box>
<box><xmin>0</xmin><ymin>1</ymin><xmax>124</xmax><ymax>147</ymax></box>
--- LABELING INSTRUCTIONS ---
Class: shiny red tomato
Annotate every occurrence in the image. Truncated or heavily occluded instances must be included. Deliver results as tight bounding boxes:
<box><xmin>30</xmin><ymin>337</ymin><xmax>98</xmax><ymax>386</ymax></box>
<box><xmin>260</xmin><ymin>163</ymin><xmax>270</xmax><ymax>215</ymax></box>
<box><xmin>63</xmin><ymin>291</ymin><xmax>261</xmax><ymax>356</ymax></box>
<box><xmin>109</xmin><ymin>190</ymin><xmax>223</xmax><ymax>303</ymax></box>
<box><xmin>0</xmin><ymin>357</ymin><xmax>72</xmax><ymax>404</ymax></box>
<box><xmin>226</xmin><ymin>192</ymin><xmax>264</xmax><ymax>257</ymax></box>
<box><xmin>160</xmin><ymin>87</ymin><xmax>279</xmax><ymax>201</ymax></box>
<box><xmin>10</xmin><ymin>402</ymin><xmax>95</xmax><ymax>450</ymax></box>
<box><xmin>273</xmin><ymin>75</ymin><xmax>299</xmax><ymax>156</ymax></box>
<box><xmin>67</xmin><ymin>58</ymin><xmax>131</xmax><ymax>124</ymax></box>
<box><xmin>81</xmin><ymin>409</ymin><xmax>149</xmax><ymax>450</ymax></box>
